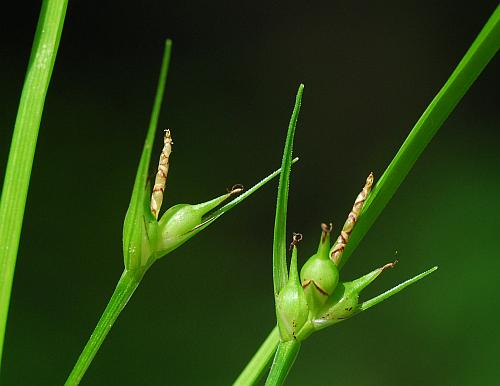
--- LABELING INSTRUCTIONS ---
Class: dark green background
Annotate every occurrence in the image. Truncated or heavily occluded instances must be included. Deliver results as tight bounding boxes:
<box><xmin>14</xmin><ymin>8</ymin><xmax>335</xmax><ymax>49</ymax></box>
<box><xmin>1</xmin><ymin>1</ymin><xmax>499</xmax><ymax>385</ymax></box>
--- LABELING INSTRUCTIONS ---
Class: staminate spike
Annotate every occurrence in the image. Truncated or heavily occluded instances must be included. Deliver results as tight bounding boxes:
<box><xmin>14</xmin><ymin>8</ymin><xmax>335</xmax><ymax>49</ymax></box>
<box><xmin>330</xmin><ymin>172</ymin><xmax>374</xmax><ymax>266</ymax></box>
<box><xmin>151</xmin><ymin>129</ymin><xmax>173</xmax><ymax>219</ymax></box>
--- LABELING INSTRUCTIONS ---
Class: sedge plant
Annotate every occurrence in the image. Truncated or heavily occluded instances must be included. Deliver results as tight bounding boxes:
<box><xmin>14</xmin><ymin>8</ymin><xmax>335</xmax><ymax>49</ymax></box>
<box><xmin>234</xmin><ymin>4</ymin><xmax>500</xmax><ymax>385</ymax></box>
<box><xmin>64</xmin><ymin>40</ymin><xmax>297</xmax><ymax>385</ymax></box>
<box><xmin>0</xmin><ymin>2</ymin><xmax>497</xmax><ymax>385</ymax></box>
<box><xmin>0</xmin><ymin>0</ymin><xmax>68</xmax><ymax>369</ymax></box>
<box><xmin>0</xmin><ymin>5</ymin><xmax>293</xmax><ymax>382</ymax></box>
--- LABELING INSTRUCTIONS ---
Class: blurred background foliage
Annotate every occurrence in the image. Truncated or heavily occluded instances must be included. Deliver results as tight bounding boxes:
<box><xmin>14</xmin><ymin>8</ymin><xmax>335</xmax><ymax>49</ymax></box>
<box><xmin>1</xmin><ymin>1</ymin><xmax>499</xmax><ymax>385</ymax></box>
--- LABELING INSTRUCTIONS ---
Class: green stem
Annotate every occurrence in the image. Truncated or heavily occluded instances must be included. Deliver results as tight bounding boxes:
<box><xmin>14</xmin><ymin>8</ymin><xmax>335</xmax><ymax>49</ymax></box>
<box><xmin>0</xmin><ymin>0</ymin><xmax>68</xmax><ymax>366</ymax></box>
<box><xmin>233</xmin><ymin>327</ymin><xmax>280</xmax><ymax>386</ymax></box>
<box><xmin>65</xmin><ymin>269</ymin><xmax>145</xmax><ymax>385</ymax></box>
<box><xmin>265</xmin><ymin>341</ymin><xmax>301</xmax><ymax>386</ymax></box>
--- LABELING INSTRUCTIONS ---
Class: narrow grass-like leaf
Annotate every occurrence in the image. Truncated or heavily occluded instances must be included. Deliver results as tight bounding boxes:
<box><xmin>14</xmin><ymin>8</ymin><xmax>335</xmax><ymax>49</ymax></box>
<box><xmin>338</xmin><ymin>5</ymin><xmax>500</xmax><ymax>270</ymax></box>
<box><xmin>0</xmin><ymin>0</ymin><xmax>68</xmax><ymax>366</ymax></box>
<box><xmin>123</xmin><ymin>39</ymin><xmax>172</xmax><ymax>270</ymax></box>
<box><xmin>200</xmin><ymin>158</ymin><xmax>299</xmax><ymax>225</ymax></box>
<box><xmin>360</xmin><ymin>266</ymin><xmax>438</xmax><ymax>311</ymax></box>
<box><xmin>273</xmin><ymin>85</ymin><xmax>304</xmax><ymax>297</ymax></box>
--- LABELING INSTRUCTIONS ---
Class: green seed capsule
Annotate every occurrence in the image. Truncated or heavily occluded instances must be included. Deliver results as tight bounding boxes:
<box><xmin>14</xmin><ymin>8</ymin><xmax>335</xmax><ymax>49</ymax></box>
<box><xmin>154</xmin><ymin>187</ymin><xmax>243</xmax><ymax>257</ymax></box>
<box><xmin>277</xmin><ymin>234</ymin><xmax>309</xmax><ymax>342</ymax></box>
<box><xmin>312</xmin><ymin>261</ymin><xmax>398</xmax><ymax>331</ymax></box>
<box><xmin>300</xmin><ymin>224</ymin><xmax>339</xmax><ymax>314</ymax></box>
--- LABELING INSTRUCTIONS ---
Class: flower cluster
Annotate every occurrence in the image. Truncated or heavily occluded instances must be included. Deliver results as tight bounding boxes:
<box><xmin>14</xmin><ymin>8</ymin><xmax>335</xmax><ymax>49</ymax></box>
<box><xmin>276</xmin><ymin>175</ymin><xmax>436</xmax><ymax>342</ymax></box>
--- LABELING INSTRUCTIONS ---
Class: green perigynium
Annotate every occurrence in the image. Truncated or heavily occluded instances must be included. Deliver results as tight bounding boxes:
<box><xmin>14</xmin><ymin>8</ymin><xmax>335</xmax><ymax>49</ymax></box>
<box><xmin>300</xmin><ymin>223</ymin><xmax>338</xmax><ymax>310</ymax></box>
<box><xmin>311</xmin><ymin>257</ymin><xmax>397</xmax><ymax>330</ymax></box>
<box><xmin>264</xmin><ymin>84</ymin><xmax>437</xmax><ymax>386</ymax></box>
<box><xmin>276</xmin><ymin>234</ymin><xmax>309</xmax><ymax>341</ymax></box>
<box><xmin>271</xmin><ymin>88</ymin><xmax>436</xmax><ymax>346</ymax></box>
<box><xmin>122</xmin><ymin>124</ymin><xmax>281</xmax><ymax>271</ymax></box>
<box><xmin>122</xmin><ymin>87</ymin><xmax>290</xmax><ymax>272</ymax></box>
<box><xmin>129</xmin><ymin>180</ymin><xmax>244</xmax><ymax>268</ymax></box>
<box><xmin>275</xmin><ymin>177</ymin><xmax>437</xmax><ymax>344</ymax></box>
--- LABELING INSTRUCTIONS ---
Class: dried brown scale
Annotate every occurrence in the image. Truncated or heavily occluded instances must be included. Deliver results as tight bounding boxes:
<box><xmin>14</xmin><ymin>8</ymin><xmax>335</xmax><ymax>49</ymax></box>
<box><xmin>330</xmin><ymin>172</ymin><xmax>374</xmax><ymax>265</ymax></box>
<box><xmin>151</xmin><ymin>129</ymin><xmax>173</xmax><ymax>219</ymax></box>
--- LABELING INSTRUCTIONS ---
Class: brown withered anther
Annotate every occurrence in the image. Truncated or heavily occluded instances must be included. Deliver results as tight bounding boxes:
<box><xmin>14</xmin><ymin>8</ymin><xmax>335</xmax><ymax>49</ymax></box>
<box><xmin>289</xmin><ymin>232</ymin><xmax>303</xmax><ymax>250</ymax></box>
<box><xmin>381</xmin><ymin>260</ymin><xmax>399</xmax><ymax>272</ymax></box>
<box><xmin>229</xmin><ymin>184</ymin><xmax>244</xmax><ymax>195</ymax></box>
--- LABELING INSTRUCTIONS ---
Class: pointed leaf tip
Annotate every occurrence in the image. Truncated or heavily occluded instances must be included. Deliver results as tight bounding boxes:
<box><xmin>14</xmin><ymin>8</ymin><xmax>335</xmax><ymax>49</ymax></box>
<box><xmin>273</xmin><ymin>86</ymin><xmax>304</xmax><ymax>297</ymax></box>
<box><xmin>360</xmin><ymin>265</ymin><xmax>438</xmax><ymax>312</ymax></box>
<box><xmin>123</xmin><ymin>41</ymin><xmax>173</xmax><ymax>270</ymax></box>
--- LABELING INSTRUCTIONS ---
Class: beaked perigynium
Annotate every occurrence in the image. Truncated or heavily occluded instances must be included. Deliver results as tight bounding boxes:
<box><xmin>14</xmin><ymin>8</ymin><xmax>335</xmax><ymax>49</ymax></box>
<box><xmin>276</xmin><ymin>174</ymin><xmax>435</xmax><ymax>342</ymax></box>
<box><xmin>124</xmin><ymin>129</ymin><xmax>245</xmax><ymax>271</ymax></box>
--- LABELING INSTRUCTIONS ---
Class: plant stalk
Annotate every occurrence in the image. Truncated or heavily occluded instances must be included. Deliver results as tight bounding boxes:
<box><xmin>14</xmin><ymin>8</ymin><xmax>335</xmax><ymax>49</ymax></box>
<box><xmin>65</xmin><ymin>269</ymin><xmax>145</xmax><ymax>385</ymax></box>
<box><xmin>0</xmin><ymin>0</ymin><xmax>68</xmax><ymax>367</ymax></box>
<box><xmin>265</xmin><ymin>340</ymin><xmax>301</xmax><ymax>386</ymax></box>
<box><xmin>233</xmin><ymin>327</ymin><xmax>280</xmax><ymax>386</ymax></box>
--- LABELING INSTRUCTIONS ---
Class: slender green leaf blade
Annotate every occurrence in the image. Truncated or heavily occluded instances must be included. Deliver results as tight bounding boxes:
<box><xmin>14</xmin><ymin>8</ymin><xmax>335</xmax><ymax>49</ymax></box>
<box><xmin>171</xmin><ymin>158</ymin><xmax>300</xmax><ymax>250</ymax></box>
<box><xmin>340</xmin><ymin>6</ymin><xmax>500</xmax><ymax>270</ymax></box>
<box><xmin>273</xmin><ymin>85</ymin><xmax>304</xmax><ymax>296</ymax></box>
<box><xmin>123</xmin><ymin>39</ymin><xmax>172</xmax><ymax>270</ymax></box>
<box><xmin>0</xmin><ymin>0</ymin><xmax>68</xmax><ymax>366</ymax></box>
<box><xmin>204</xmin><ymin>158</ymin><xmax>299</xmax><ymax>222</ymax></box>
